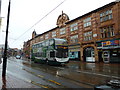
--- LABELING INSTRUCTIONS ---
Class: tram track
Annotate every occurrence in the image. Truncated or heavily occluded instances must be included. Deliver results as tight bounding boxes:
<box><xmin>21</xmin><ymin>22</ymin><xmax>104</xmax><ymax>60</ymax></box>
<box><xmin>23</xmin><ymin>68</ymin><xmax>67</xmax><ymax>88</ymax></box>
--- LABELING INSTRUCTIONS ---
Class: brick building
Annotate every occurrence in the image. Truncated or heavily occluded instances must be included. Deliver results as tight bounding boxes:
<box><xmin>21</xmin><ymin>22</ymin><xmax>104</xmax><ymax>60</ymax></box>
<box><xmin>23</xmin><ymin>1</ymin><xmax>120</xmax><ymax>63</ymax></box>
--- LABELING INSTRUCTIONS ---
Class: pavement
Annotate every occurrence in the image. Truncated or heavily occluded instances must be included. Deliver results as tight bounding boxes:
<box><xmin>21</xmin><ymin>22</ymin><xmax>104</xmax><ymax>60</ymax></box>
<box><xmin>0</xmin><ymin>57</ymin><xmax>120</xmax><ymax>89</ymax></box>
<box><xmin>0</xmin><ymin>58</ymin><xmax>38</xmax><ymax>89</ymax></box>
<box><xmin>0</xmin><ymin>74</ymin><xmax>39</xmax><ymax>89</ymax></box>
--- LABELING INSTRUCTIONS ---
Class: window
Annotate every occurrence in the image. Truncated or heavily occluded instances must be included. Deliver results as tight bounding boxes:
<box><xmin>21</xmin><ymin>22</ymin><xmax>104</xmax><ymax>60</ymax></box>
<box><xmin>100</xmin><ymin>9</ymin><xmax>112</xmax><ymax>22</ymax></box>
<box><xmin>45</xmin><ymin>34</ymin><xmax>49</xmax><ymax>39</ymax></box>
<box><xmin>70</xmin><ymin>35</ymin><xmax>78</xmax><ymax>43</ymax></box>
<box><xmin>40</xmin><ymin>36</ymin><xmax>44</xmax><ymax>41</ymax></box>
<box><xmin>60</xmin><ymin>28</ymin><xmax>66</xmax><ymax>35</ymax></box>
<box><xmin>46</xmin><ymin>40</ymin><xmax>49</xmax><ymax>46</ymax></box>
<box><xmin>49</xmin><ymin>39</ymin><xmax>54</xmax><ymax>45</ymax></box>
<box><xmin>42</xmin><ymin>42</ymin><xmax>46</xmax><ymax>47</ymax></box>
<box><xmin>84</xmin><ymin>31</ymin><xmax>92</xmax><ymax>41</ymax></box>
<box><xmin>83</xmin><ymin>17</ymin><xmax>91</xmax><ymax>27</ymax></box>
<box><xmin>70</xmin><ymin>23</ymin><xmax>78</xmax><ymax>31</ymax></box>
<box><xmin>52</xmin><ymin>31</ymin><xmax>56</xmax><ymax>37</ymax></box>
<box><xmin>100</xmin><ymin>25</ymin><xmax>115</xmax><ymax>38</ymax></box>
<box><xmin>55</xmin><ymin>39</ymin><xmax>67</xmax><ymax>45</ymax></box>
<box><xmin>50</xmin><ymin>51</ymin><xmax>55</xmax><ymax>57</ymax></box>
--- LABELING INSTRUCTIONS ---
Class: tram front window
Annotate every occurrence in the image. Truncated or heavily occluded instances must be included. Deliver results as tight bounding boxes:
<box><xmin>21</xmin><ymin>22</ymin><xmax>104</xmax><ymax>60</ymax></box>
<box><xmin>50</xmin><ymin>51</ymin><xmax>55</xmax><ymax>58</ymax></box>
<box><xmin>56</xmin><ymin>50</ymin><xmax>68</xmax><ymax>58</ymax></box>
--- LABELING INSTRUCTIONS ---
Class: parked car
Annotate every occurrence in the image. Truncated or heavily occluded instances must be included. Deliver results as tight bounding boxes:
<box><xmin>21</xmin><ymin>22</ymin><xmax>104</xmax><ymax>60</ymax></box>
<box><xmin>16</xmin><ymin>55</ymin><xmax>21</xmax><ymax>59</ymax></box>
<box><xmin>94</xmin><ymin>79</ymin><xmax>120</xmax><ymax>90</ymax></box>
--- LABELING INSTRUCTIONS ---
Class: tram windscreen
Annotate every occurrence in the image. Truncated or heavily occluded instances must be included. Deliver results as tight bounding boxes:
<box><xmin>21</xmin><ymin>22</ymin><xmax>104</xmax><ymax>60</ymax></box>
<box><xmin>56</xmin><ymin>46</ymin><xmax>68</xmax><ymax>58</ymax></box>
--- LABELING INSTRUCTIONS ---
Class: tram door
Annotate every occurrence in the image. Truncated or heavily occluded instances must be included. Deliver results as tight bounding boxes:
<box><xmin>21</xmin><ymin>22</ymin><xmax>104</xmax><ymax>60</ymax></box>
<box><xmin>102</xmin><ymin>51</ymin><xmax>110</xmax><ymax>63</ymax></box>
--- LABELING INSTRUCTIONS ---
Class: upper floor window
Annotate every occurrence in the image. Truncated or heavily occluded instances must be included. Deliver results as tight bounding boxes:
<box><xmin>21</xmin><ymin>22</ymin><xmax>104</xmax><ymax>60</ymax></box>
<box><xmin>83</xmin><ymin>17</ymin><xmax>91</xmax><ymax>27</ymax></box>
<box><xmin>84</xmin><ymin>31</ymin><xmax>92</xmax><ymax>41</ymax></box>
<box><xmin>40</xmin><ymin>36</ymin><xmax>44</xmax><ymax>41</ymax></box>
<box><xmin>70</xmin><ymin>35</ymin><xmax>78</xmax><ymax>43</ymax></box>
<box><xmin>100</xmin><ymin>25</ymin><xmax>114</xmax><ymax>38</ymax></box>
<box><xmin>45</xmin><ymin>34</ymin><xmax>49</xmax><ymax>39</ymax></box>
<box><xmin>52</xmin><ymin>31</ymin><xmax>56</xmax><ymax>37</ymax></box>
<box><xmin>60</xmin><ymin>28</ymin><xmax>66</xmax><ymax>35</ymax></box>
<box><xmin>70</xmin><ymin>23</ymin><xmax>78</xmax><ymax>31</ymax></box>
<box><xmin>100</xmin><ymin>9</ymin><xmax>112</xmax><ymax>22</ymax></box>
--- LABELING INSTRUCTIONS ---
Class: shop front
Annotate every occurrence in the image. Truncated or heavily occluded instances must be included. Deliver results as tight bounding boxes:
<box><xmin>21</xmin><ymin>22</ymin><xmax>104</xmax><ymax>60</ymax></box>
<box><xmin>68</xmin><ymin>45</ymin><xmax>80</xmax><ymax>61</ymax></box>
<box><xmin>83</xmin><ymin>47</ymin><xmax>95</xmax><ymax>62</ymax></box>
<box><xmin>97</xmin><ymin>38</ymin><xmax>120</xmax><ymax>63</ymax></box>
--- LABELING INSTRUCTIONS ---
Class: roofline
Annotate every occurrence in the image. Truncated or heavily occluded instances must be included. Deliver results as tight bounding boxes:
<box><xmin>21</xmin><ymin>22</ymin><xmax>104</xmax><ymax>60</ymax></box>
<box><xmin>28</xmin><ymin>1</ymin><xmax>118</xmax><ymax>42</ymax></box>
<box><xmin>35</xmin><ymin>26</ymin><xmax>58</xmax><ymax>38</ymax></box>
<box><xmin>66</xmin><ymin>1</ymin><xmax>117</xmax><ymax>24</ymax></box>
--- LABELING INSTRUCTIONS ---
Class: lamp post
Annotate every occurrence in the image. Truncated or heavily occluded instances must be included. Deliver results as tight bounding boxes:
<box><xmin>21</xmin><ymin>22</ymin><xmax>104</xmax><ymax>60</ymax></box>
<box><xmin>2</xmin><ymin>0</ymin><xmax>11</xmax><ymax>77</ymax></box>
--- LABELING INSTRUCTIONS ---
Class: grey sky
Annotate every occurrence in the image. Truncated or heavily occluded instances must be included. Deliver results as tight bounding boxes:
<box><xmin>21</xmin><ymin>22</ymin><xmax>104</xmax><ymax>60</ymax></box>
<box><xmin>0</xmin><ymin>0</ymin><xmax>114</xmax><ymax>49</ymax></box>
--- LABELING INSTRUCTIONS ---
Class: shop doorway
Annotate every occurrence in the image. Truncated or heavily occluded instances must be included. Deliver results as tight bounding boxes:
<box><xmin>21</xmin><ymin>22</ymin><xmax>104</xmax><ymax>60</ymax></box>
<box><xmin>102</xmin><ymin>50</ymin><xmax>120</xmax><ymax>63</ymax></box>
<box><xmin>98</xmin><ymin>51</ymin><xmax>103</xmax><ymax>62</ymax></box>
<box><xmin>102</xmin><ymin>51</ymin><xmax>110</xmax><ymax>63</ymax></box>
<box><xmin>83</xmin><ymin>47</ymin><xmax>95</xmax><ymax>62</ymax></box>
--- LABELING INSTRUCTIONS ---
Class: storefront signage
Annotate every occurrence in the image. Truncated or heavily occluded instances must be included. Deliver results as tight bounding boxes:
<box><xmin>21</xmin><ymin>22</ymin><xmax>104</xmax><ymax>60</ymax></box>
<box><xmin>101</xmin><ymin>40</ymin><xmax>120</xmax><ymax>46</ymax></box>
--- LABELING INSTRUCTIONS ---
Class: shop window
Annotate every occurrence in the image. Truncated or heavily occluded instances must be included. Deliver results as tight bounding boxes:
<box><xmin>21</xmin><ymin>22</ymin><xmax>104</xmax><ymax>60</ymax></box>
<box><xmin>69</xmin><ymin>52</ymin><xmax>78</xmax><ymax>59</ymax></box>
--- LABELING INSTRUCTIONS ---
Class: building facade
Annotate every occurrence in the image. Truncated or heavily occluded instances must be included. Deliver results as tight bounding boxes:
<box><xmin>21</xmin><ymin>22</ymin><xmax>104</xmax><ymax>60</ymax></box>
<box><xmin>23</xmin><ymin>1</ymin><xmax>120</xmax><ymax>63</ymax></box>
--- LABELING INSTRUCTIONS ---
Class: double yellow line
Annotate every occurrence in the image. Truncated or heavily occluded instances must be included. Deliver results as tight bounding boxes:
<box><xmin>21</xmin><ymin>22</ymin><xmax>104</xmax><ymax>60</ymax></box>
<box><xmin>23</xmin><ymin>68</ymin><xmax>62</xmax><ymax>88</ymax></box>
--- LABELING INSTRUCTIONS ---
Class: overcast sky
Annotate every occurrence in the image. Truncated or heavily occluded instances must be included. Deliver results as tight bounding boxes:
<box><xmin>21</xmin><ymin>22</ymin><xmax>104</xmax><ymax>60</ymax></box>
<box><xmin>0</xmin><ymin>0</ymin><xmax>114</xmax><ymax>49</ymax></box>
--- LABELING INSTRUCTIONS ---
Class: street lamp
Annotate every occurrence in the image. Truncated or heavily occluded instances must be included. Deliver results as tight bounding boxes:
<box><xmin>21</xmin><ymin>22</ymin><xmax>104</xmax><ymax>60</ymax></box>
<box><xmin>2</xmin><ymin>0</ymin><xmax>11</xmax><ymax>77</ymax></box>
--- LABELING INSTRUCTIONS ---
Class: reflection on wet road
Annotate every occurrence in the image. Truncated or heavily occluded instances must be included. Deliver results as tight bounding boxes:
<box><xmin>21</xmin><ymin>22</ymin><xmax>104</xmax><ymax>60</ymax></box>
<box><xmin>29</xmin><ymin>60</ymin><xmax>120</xmax><ymax>87</ymax></box>
<box><xmin>1</xmin><ymin>57</ymin><xmax>84</xmax><ymax>88</ymax></box>
<box><xmin>0</xmin><ymin>57</ymin><xmax>120</xmax><ymax>88</ymax></box>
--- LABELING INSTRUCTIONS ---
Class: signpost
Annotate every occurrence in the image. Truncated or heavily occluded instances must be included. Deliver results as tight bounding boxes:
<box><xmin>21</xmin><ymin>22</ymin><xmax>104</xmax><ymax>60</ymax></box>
<box><xmin>2</xmin><ymin>0</ymin><xmax>11</xmax><ymax>77</ymax></box>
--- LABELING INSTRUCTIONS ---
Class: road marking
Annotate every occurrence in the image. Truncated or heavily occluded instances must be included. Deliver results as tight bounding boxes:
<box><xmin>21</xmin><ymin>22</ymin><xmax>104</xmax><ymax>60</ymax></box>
<box><xmin>48</xmin><ymin>80</ymin><xmax>61</xmax><ymax>86</ymax></box>
<box><xmin>54</xmin><ymin>67</ymin><xmax>65</xmax><ymax>70</ymax></box>
<box><xmin>31</xmin><ymin>81</ymin><xmax>49</xmax><ymax>88</ymax></box>
<box><xmin>23</xmin><ymin>68</ymin><xmax>65</xmax><ymax>87</ymax></box>
<box><xmin>37</xmin><ymin>75</ymin><xmax>44</xmax><ymax>78</ymax></box>
<box><xmin>77</xmin><ymin>70</ymin><xmax>120</xmax><ymax>79</ymax></box>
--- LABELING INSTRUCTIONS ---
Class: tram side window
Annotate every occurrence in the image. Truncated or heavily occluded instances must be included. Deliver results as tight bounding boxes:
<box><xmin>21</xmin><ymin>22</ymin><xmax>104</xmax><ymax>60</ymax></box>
<box><xmin>50</xmin><ymin>51</ymin><xmax>55</xmax><ymax>58</ymax></box>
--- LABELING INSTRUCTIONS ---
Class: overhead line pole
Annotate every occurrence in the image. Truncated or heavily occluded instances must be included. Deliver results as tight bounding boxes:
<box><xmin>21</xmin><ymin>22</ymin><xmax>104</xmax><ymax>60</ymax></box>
<box><xmin>2</xmin><ymin>0</ymin><xmax>11</xmax><ymax>77</ymax></box>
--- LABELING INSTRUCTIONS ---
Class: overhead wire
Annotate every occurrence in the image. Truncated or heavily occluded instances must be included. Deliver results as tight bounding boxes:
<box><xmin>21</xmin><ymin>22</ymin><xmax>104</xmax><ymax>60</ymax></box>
<box><xmin>11</xmin><ymin>0</ymin><xmax>67</xmax><ymax>45</ymax></box>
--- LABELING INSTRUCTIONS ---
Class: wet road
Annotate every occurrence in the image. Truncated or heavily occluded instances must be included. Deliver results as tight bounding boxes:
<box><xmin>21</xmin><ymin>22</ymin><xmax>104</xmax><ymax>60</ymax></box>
<box><xmin>30</xmin><ymin>60</ymin><xmax>120</xmax><ymax>86</ymax></box>
<box><xmin>0</xmin><ymin>57</ymin><xmax>120</xmax><ymax>88</ymax></box>
<box><xmin>0</xmin><ymin>57</ymin><xmax>85</xmax><ymax>88</ymax></box>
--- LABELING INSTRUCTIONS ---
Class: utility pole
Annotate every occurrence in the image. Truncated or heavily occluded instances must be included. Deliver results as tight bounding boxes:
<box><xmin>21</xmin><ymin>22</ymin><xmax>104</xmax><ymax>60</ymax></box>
<box><xmin>2</xmin><ymin>0</ymin><xmax>11</xmax><ymax>77</ymax></box>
